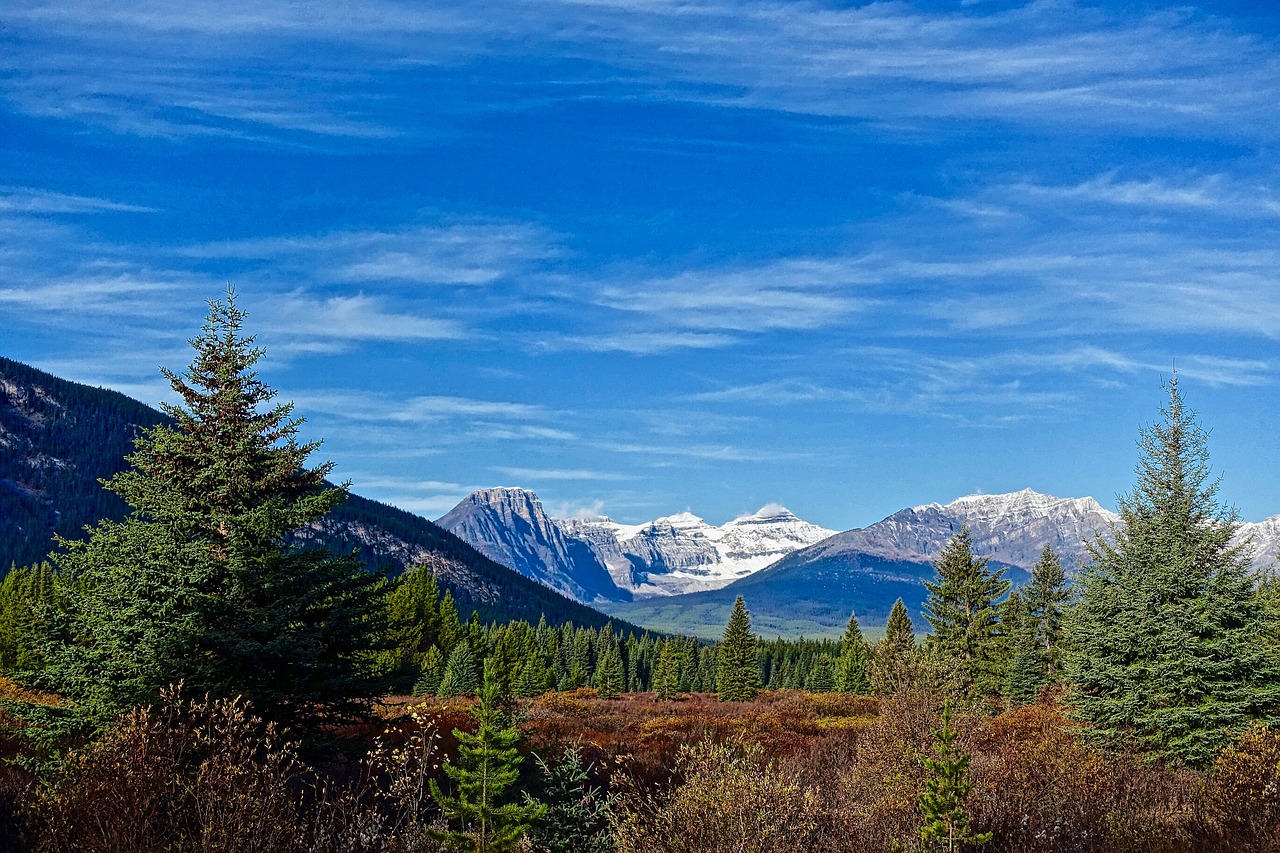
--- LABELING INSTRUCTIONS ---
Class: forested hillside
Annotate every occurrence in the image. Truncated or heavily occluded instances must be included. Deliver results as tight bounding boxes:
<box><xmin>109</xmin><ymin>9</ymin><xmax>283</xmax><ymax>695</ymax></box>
<box><xmin>0</xmin><ymin>356</ymin><xmax>165</xmax><ymax>569</ymax></box>
<box><xmin>0</xmin><ymin>356</ymin><xmax>623</xmax><ymax>631</ymax></box>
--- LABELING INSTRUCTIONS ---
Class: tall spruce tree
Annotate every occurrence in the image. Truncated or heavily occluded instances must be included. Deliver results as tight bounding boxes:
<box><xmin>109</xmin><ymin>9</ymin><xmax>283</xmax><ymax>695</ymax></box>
<box><xmin>653</xmin><ymin>640</ymin><xmax>681</xmax><ymax>700</ymax></box>
<box><xmin>923</xmin><ymin>526</ymin><xmax>1010</xmax><ymax>696</ymax></box>
<box><xmin>1066</xmin><ymin>378</ymin><xmax>1280</xmax><ymax>766</ymax></box>
<box><xmin>1023</xmin><ymin>546</ymin><xmax>1072</xmax><ymax>681</ymax></box>
<box><xmin>1002</xmin><ymin>592</ymin><xmax>1044</xmax><ymax>706</ymax></box>
<box><xmin>34</xmin><ymin>291</ymin><xmax>386</xmax><ymax>729</ymax></box>
<box><xmin>594</xmin><ymin>644</ymin><xmax>624</xmax><ymax>699</ymax></box>
<box><xmin>383</xmin><ymin>564</ymin><xmax>442</xmax><ymax>691</ymax></box>
<box><xmin>835</xmin><ymin>611</ymin><xmax>871</xmax><ymax>694</ymax></box>
<box><xmin>716</xmin><ymin>596</ymin><xmax>763</xmax><ymax>702</ymax></box>
<box><xmin>872</xmin><ymin>598</ymin><xmax>917</xmax><ymax>695</ymax></box>
<box><xmin>0</xmin><ymin>562</ymin><xmax>56</xmax><ymax>674</ymax></box>
<box><xmin>439</xmin><ymin>642</ymin><xmax>480</xmax><ymax>697</ymax></box>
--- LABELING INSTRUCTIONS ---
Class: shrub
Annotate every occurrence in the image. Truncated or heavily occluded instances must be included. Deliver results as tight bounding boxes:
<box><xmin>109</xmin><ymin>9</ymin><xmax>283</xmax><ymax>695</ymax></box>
<box><xmin>1207</xmin><ymin>725</ymin><xmax>1280</xmax><ymax>850</ymax></box>
<box><xmin>612</xmin><ymin>739</ymin><xmax>819</xmax><ymax>853</ymax></box>
<box><xmin>29</xmin><ymin>687</ymin><xmax>302</xmax><ymax>853</ymax></box>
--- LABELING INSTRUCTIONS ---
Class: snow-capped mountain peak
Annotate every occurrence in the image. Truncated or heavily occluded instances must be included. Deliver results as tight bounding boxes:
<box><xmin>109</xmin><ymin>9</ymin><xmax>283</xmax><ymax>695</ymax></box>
<box><xmin>831</xmin><ymin>488</ymin><xmax>1119</xmax><ymax>569</ymax></box>
<box><xmin>437</xmin><ymin>489</ymin><xmax>836</xmax><ymax>602</ymax></box>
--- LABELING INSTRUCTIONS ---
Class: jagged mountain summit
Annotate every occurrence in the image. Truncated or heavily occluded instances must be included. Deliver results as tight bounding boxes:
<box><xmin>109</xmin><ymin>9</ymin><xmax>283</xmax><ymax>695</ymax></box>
<box><xmin>800</xmin><ymin>488</ymin><xmax>1119</xmax><ymax>572</ymax></box>
<box><xmin>436</xmin><ymin>488</ymin><xmax>836</xmax><ymax>603</ymax></box>
<box><xmin>436</xmin><ymin>487</ymin><xmax>622</xmax><ymax>603</ymax></box>
<box><xmin>440</xmin><ymin>485</ymin><xmax>1280</xmax><ymax>616</ymax></box>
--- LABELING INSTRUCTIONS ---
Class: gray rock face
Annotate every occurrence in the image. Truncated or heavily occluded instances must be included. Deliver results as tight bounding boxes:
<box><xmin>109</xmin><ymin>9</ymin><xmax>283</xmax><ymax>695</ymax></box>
<box><xmin>439</xmin><ymin>486</ymin><xmax>1280</xmax><ymax>609</ymax></box>
<box><xmin>437</xmin><ymin>487</ymin><xmax>622</xmax><ymax>602</ymax></box>
<box><xmin>773</xmin><ymin>487</ymin><xmax>1280</xmax><ymax>583</ymax></box>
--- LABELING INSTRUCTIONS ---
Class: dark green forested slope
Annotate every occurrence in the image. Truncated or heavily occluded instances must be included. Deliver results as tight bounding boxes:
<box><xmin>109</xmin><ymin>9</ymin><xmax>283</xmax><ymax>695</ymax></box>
<box><xmin>1</xmin><ymin>356</ymin><xmax>167</xmax><ymax>569</ymax></box>
<box><xmin>0</xmin><ymin>356</ymin><xmax>624</xmax><ymax>630</ymax></box>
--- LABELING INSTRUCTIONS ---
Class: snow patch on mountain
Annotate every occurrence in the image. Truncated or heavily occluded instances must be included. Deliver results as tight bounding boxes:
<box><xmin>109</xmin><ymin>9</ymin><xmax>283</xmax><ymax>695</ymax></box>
<box><xmin>562</xmin><ymin>505</ymin><xmax>837</xmax><ymax>597</ymax></box>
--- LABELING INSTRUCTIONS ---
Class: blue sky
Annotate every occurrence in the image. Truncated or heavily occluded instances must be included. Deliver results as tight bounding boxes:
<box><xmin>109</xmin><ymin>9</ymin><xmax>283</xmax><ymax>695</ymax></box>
<box><xmin>4</xmin><ymin>0</ymin><xmax>1280</xmax><ymax>529</ymax></box>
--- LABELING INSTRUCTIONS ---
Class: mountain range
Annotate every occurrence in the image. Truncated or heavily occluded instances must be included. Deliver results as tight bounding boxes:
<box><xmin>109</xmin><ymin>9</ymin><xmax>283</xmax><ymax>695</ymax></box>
<box><xmin>438</xmin><ymin>484</ymin><xmax>1280</xmax><ymax>639</ymax></box>
<box><xmin>436</xmin><ymin>487</ymin><xmax>836</xmax><ymax>603</ymax></box>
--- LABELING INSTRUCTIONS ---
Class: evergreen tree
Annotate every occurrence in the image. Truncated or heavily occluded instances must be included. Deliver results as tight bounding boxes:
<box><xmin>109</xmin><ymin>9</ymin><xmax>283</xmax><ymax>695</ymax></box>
<box><xmin>653</xmin><ymin>640</ymin><xmax>681</xmax><ymax>700</ymax></box>
<box><xmin>1003</xmin><ymin>646</ymin><xmax>1045</xmax><ymax>708</ymax></box>
<box><xmin>413</xmin><ymin>645</ymin><xmax>445</xmax><ymax>697</ymax></box>
<box><xmin>716</xmin><ymin>596</ymin><xmax>763</xmax><ymax>702</ymax></box>
<box><xmin>384</xmin><ymin>564</ymin><xmax>442</xmax><ymax>690</ymax></box>
<box><xmin>524</xmin><ymin>746</ymin><xmax>612</xmax><ymax>853</ymax></box>
<box><xmin>1066</xmin><ymin>378</ymin><xmax>1280</xmax><ymax>766</ymax></box>
<box><xmin>439</xmin><ymin>642</ymin><xmax>480</xmax><ymax>697</ymax></box>
<box><xmin>0</xmin><ymin>562</ymin><xmax>56</xmax><ymax>674</ymax></box>
<box><xmin>33</xmin><ymin>291</ymin><xmax>386</xmax><ymax>729</ymax></box>
<box><xmin>627</xmin><ymin>639</ymin><xmax>644</xmax><ymax>692</ymax></box>
<box><xmin>805</xmin><ymin>653</ymin><xmax>835</xmax><ymax>693</ymax></box>
<box><xmin>594</xmin><ymin>644</ymin><xmax>624</xmax><ymax>699</ymax></box>
<box><xmin>438</xmin><ymin>591</ymin><xmax>464</xmax><ymax>657</ymax></box>
<box><xmin>1001</xmin><ymin>591</ymin><xmax>1044</xmax><ymax>706</ymax></box>
<box><xmin>835</xmin><ymin>611</ymin><xmax>871</xmax><ymax>694</ymax></box>
<box><xmin>918</xmin><ymin>702</ymin><xmax>991</xmax><ymax>852</ymax></box>
<box><xmin>1023</xmin><ymin>546</ymin><xmax>1072</xmax><ymax>681</ymax></box>
<box><xmin>429</xmin><ymin>659</ymin><xmax>546</xmax><ymax>852</ymax></box>
<box><xmin>922</xmin><ymin>526</ymin><xmax>1010</xmax><ymax>696</ymax></box>
<box><xmin>676</xmin><ymin>638</ymin><xmax>698</xmax><ymax>693</ymax></box>
<box><xmin>871</xmin><ymin>598</ymin><xmax>917</xmax><ymax>695</ymax></box>
<box><xmin>515</xmin><ymin>653</ymin><xmax>550</xmax><ymax>699</ymax></box>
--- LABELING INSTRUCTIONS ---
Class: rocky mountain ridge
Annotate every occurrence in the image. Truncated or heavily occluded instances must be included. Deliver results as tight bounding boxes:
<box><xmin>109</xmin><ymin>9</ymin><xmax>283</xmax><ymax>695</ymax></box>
<box><xmin>436</xmin><ymin>488</ymin><xmax>836</xmax><ymax>602</ymax></box>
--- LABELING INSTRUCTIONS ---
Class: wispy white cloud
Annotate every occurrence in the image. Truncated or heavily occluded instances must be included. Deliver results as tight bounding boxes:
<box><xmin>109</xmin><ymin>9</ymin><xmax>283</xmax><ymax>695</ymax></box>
<box><xmin>1172</xmin><ymin>356</ymin><xmax>1273</xmax><ymax>388</ymax></box>
<box><xmin>0</xmin><ymin>276</ymin><xmax>185</xmax><ymax>315</ymax></box>
<box><xmin>548</xmin><ymin>499</ymin><xmax>609</xmax><ymax>521</ymax></box>
<box><xmin>251</xmin><ymin>291</ymin><xmax>467</xmax><ymax>343</ymax></box>
<box><xmin>543</xmin><ymin>330</ymin><xmax>738</xmax><ymax>354</ymax></box>
<box><xmin>1009</xmin><ymin>172</ymin><xmax>1280</xmax><ymax>217</ymax></box>
<box><xmin>0</xmin><ymin>186</ymin><xmax>158</xmax><ymax>214</ymax></box>
<box><xmin>292</xmin><ymin>390</ymin><xmax>551</xmax><ymax>425</ymax></box>
<box><xmin>594</xmin><ymin>259</ymin><xmax>868</xmax><ymax>332</ymax></box>
<box><xmin>185</xmin><ymin>222</ymin><xmax>559</xmax><ymax>286</ymax></box>
<box><xmin>674</xmin><ymin>343</ymin><xmax>1270</xmax><ymax>428</ymax></box>
<box><xmin>685</xmin><ymin>379</ymin><xmax>856</xmax><ymax>405</ymax></box>
<box><xmin>595</xmin><ymin>438</ymin><xmax>806</xmax><ymax>463</ymax></box>
<box><xmin>541</xmin><ymin>257</ymin><xmax>873</xmax><ymax>352</ymax></box>
<box><xmin>7</xmin><ymin>1</ymin><xmax>1280</xmax><ymax>140</ymax></box>
<box><xmin>493</xmin><ymin>466</ymin><xmax>633</xmax><ymax>481</ymax></box>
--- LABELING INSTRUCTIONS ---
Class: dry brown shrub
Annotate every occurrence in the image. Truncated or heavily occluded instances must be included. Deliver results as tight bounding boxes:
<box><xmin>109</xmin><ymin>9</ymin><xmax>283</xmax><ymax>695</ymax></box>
<box><xmin>529</xmin><ymin>691</ymin><xmax>593</xmax><ymax>721</ymax></box>
<box><xmin>817</xmin><ymin>689</ymin><xmax>939</xmax><ymax>852</ymax></box>
<box><xmin>1205</xmin><ymin>725</ymin><xmax>1280</xmax><ymax>851</ymax></box>
<box><xmin>966</xmin><ymin>702</ymin><xmax>1113</xmax><ymax>853</ymax></box>
<box><xmin>803</xmin><ymin>692</ymin><xmax>879</xmax><ymax>719</ymax></box>
<box><xmin>965</xmin><ymin>701</ymin><xmax>1212</xmax><ymax>853</ymax></box>
<box><xmin>306</xmin><ymin>704</ymin><xmax>451</xmax><ymax>853</ymax></box>
<box><xmin>29</xmin><ymin>687</ymin><xmax>303</xmax><ymax>853</ymax></box>
<box><xmin>612</xmin><ymin>738</ymin><xmax>820</xmax><ymax>853</ymax></box>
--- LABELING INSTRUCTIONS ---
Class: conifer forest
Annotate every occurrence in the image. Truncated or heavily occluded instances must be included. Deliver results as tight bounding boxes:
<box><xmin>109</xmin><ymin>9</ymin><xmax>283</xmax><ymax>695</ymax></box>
<box><xmin>1</xmin><ymin>293</ymin><xmax>1279</xmax><ymax>853</ymax></box>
